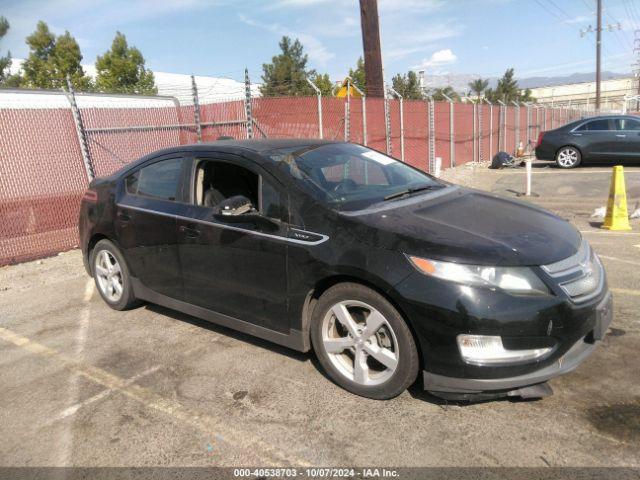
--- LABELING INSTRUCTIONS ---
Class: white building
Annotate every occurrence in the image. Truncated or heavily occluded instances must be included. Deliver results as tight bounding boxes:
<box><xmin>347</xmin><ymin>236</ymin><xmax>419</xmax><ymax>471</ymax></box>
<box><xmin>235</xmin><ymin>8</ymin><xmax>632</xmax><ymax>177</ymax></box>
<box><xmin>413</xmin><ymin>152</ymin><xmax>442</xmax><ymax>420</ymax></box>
<box><xmin>526</xmin><ymin>76</ymin><xmax>637</xmax><ymax>111</ymax></box>
<box><xmin>8</xmin><ymin>59</ymin><xmax>261</xmax><ymax>105</ymax></box>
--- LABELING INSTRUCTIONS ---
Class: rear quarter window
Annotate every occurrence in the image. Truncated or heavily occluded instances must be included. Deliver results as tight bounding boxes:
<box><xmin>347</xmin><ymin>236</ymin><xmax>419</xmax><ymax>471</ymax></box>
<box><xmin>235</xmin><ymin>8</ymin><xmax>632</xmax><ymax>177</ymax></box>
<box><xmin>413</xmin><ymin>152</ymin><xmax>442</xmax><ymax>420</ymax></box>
<box><xmin>125</xmin><ymin>157</ymin><xmax>183</xmax><ymax>201</ymax></box>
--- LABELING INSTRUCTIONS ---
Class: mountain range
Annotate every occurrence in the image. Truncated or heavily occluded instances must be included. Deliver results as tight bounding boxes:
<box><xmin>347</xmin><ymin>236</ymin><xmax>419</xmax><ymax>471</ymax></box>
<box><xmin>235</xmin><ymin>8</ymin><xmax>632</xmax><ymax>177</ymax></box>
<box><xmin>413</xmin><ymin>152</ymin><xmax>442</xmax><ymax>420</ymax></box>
<box><xmin>421</xmin><ymin>71</ymin><xmax>631</xmax><ymax>93</ymax></box>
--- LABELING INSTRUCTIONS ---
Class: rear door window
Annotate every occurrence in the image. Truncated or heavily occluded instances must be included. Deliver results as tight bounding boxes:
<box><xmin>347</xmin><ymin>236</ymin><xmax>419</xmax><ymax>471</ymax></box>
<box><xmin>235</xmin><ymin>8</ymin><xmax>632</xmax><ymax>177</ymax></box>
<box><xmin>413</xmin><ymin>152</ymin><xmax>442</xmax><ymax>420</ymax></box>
<box><xmin>615</xmin><ymin>118</ymin><xmax>640</xmax><ymax>131</ymax></box>
<box><xmin>576</xmin><ymin>119</ymin><xmax>612</xmax><ymax>131</ymax></box>
<box><xmin>126</xmin><ymin>157</ymin><xmax>184</xmax><ymax>201</ymax></box>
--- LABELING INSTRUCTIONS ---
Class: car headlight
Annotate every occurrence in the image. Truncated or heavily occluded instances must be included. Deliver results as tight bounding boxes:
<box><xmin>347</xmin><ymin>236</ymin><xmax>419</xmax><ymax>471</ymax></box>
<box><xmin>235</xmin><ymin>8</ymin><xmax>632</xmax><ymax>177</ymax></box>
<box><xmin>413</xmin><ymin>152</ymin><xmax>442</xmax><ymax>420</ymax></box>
<box><xmin>407</xmin><ymin>255</ymin><xmax>549</xmax><ymax>295</ymax></box>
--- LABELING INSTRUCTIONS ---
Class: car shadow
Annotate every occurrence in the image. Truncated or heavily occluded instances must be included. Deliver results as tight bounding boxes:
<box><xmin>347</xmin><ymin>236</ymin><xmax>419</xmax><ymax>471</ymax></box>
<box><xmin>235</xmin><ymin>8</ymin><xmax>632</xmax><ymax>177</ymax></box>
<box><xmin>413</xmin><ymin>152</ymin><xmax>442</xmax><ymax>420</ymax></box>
<box><xmin>406</xmin><ymin>379</ymin><xmax>545</xmax><ymax>407</ymax></box>
<box><xmin>143</xmin><ymin>303</ymin><xmax>311</xmax><ymax>364</ymax></box>
<box><xmin>142</xmin><ymin>303</ymin><xmax>549</xmax><ymax>405</ymax></box>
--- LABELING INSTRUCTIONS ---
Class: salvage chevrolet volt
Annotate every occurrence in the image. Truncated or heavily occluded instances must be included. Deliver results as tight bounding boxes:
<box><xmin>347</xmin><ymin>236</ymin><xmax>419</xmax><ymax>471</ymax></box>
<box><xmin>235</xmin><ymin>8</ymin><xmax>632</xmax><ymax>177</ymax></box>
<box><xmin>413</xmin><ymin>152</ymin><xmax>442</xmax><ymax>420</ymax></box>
<box><xmin>79</xmin><ymin>140</ymin><xmax>612</xmax><ymax>400</ymax></box>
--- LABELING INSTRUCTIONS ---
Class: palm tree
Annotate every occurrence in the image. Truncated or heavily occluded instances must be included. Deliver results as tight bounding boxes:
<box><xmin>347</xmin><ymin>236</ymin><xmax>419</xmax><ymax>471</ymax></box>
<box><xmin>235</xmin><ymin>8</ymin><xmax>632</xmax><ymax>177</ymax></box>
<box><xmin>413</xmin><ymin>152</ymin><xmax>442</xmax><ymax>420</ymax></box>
<box><xmin>468</xmin><ymin>78</ymin><xmax>489</xmax><ymax>101</ymax></box>
<box><xmin>430</xmin><ymin>86</ymin><xmax>459</xmax><ymax>101</ymax></box>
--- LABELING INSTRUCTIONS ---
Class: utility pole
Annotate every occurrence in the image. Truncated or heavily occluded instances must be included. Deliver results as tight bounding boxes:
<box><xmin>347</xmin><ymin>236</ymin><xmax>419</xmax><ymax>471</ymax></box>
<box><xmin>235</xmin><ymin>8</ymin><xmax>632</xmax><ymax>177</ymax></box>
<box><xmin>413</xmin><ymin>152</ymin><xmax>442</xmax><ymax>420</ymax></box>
<box><xmin>580</xmin><ymin>0</ymin><xmax>621</xmax><ymax>113</ymax></box>
<box><xmin>359</xmin><ymin>0</ymin><xmax>384</xmax><ymax>97</ymax></box>
<box><xmin>634</xmin><ymin>30</ymin><xmax>640</xmax><ymax>111</ymax></box>
<box><xmin>596</xmin><ymin>0</ymin><xmax>602</xmax><ymax>112</ymax></box>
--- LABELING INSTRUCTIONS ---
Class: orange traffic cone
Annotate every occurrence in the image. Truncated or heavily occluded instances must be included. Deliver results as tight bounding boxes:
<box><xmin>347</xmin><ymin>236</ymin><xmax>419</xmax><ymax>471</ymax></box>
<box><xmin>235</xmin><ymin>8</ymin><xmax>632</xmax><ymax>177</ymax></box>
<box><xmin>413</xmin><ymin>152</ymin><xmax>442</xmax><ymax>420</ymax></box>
<box><xmin>602</xmin><ymin>165</ymin><xmax>632</xmax><ymax>231</ymax></box>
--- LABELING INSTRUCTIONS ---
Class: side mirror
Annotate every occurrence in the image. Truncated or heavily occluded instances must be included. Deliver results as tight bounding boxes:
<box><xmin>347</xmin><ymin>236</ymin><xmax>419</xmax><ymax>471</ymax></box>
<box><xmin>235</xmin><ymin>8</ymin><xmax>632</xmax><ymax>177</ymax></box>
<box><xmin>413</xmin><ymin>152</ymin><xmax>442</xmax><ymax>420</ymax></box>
<box><xmin>212</xmin><ymin>195</ymin><xmax>254</xmax><ymax>219</ymax></box>
<box><xmin>212</xmin><ymin>195</ymin><xmax>280</xmax><ymax>232</ymax></box>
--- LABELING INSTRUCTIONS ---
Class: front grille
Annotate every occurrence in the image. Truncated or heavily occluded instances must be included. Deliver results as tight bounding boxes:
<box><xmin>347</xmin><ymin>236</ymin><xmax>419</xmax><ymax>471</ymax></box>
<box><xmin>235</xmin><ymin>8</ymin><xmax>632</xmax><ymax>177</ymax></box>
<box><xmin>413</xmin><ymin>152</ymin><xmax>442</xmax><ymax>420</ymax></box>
<box><xmin>541</xmin><ymin>240</ymin><xmax>604</xmax><ymax>302</ymax></box>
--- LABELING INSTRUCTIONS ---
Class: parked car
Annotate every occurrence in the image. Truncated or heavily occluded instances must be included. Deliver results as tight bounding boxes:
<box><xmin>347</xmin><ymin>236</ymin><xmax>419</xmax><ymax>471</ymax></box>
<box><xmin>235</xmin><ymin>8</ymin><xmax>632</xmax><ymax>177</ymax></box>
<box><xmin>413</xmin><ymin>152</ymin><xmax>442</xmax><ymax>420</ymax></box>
<box><xmin>536</xmin><ymin>115</ymin><xmax>640</xmax><ymax>168</ymax></box>
<box><xmin>79</xmin><ymin>139</ymin><xmax>612</xmax><ymax>400</ymax></box>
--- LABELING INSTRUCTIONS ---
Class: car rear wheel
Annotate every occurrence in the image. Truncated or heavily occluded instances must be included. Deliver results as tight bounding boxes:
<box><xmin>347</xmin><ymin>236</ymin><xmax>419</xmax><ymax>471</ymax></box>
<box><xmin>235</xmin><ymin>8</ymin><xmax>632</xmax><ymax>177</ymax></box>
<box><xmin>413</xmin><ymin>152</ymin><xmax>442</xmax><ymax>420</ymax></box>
<box><xmin>311</xmin><ymin>283</ymin><xmax>419</xmax><ymax>400</ymax></box>
<box><xmin>91</xmin><ymin>239</ymin><xmax>139</xmax><ymax>310</ymax></box>
<box><xmin>555</xmin><ymin>146</ymin><xmax>581</xmax><ymax>168</ymax></box>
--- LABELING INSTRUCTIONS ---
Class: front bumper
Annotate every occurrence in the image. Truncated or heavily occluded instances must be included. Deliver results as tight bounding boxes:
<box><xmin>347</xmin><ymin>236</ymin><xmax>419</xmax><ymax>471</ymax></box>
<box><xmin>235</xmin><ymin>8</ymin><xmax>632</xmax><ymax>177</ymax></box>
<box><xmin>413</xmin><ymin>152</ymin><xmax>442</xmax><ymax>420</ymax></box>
<box><xmin>423</xmin><ymin>291</ymin><xmax>612</xmax><ymax>397</ymax></box>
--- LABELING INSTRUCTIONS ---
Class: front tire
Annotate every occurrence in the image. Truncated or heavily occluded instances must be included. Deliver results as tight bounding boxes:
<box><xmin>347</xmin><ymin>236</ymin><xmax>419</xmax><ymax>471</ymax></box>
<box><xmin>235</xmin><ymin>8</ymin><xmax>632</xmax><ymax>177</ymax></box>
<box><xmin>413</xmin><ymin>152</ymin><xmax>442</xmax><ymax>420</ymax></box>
<box><xmin>91</xmin><ymin>239</ymin><xmax>139</xmax><ymax>310</ymax></box>
<box><xmin>555</xmin><ymin>146</ymin><xmax>581</xmax><ymax>168</ymax></box>
<box><xmin>311</xmin><ymin>283</ymin><xmax>419</xmax><ymax>400</ymax></box>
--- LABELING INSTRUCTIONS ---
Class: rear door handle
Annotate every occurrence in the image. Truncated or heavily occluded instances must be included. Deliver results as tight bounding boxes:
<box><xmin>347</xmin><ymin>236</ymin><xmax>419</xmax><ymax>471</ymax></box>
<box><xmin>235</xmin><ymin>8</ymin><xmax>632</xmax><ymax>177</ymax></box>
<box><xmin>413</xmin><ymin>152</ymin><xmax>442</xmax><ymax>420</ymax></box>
<box><xmin>179</xmin><ymin>225</ymin><xmax>201</xmax><ymax>238</ymax></box>
<box><xmin>615</xmin><ymin>134</ymin><xmax>626</xmax><ymax>138</ymax></box>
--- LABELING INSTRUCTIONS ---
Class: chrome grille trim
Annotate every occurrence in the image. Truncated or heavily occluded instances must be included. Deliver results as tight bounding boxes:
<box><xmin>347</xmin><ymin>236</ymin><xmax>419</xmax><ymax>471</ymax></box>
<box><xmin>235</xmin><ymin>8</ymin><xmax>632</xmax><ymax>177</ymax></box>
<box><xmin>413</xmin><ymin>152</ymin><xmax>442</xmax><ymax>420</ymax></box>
<box><xmin>541</xmin><ymin>239</ymin><xmax>589</xmax><ymax>277</ymax></box>
<box><xmin>541</xmin><ymin>240</ymin><xmax>605</xmax><ymax>303</ymax></box>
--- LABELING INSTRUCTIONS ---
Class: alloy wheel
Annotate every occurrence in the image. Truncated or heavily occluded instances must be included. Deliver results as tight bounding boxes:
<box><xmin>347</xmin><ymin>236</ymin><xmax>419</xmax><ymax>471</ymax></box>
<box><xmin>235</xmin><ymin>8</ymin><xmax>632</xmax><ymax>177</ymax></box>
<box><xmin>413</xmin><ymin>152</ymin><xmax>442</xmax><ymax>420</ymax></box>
<box><xmin>321</xmin><ymin>300</ymin><xmax>399</xmax><ymax>386</ymax></box>
<box><xmin>557</xmin><ymin>148</ymin><xmax>579</xmax><ymax>168</ymax></box>
<box><xmin>94</xmin><ymin>250</ymin><xmax>124</xmax><ymax>302</ymax></box>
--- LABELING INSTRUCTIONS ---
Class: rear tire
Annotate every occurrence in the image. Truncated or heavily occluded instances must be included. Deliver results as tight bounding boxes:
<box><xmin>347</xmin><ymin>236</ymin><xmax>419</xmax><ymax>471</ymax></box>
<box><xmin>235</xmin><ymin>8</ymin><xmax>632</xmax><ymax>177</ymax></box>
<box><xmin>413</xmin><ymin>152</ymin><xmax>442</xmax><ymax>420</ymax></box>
<box><xmin>555</xmin><ymin>146</ymin><xmax>581</xmax><ymax>168</ymax></box>
<box><xmin>91</xmin><ymin>239</ymin><xmax>139</xmax><ymax>310</ymax></box>
<box><xmin>311</xmin><ymin>283</ymin><xmax>419</xmax><ymax>400</ymax></box>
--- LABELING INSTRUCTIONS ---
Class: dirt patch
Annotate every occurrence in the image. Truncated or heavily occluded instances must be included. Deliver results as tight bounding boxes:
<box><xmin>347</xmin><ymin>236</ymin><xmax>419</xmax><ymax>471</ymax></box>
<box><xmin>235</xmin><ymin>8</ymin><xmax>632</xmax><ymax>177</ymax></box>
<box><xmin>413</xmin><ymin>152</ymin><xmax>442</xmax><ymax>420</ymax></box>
<box><xmin>587</xmin><ymin>402</ymin><xmax>640</xmax><ymax>443</ymax></box>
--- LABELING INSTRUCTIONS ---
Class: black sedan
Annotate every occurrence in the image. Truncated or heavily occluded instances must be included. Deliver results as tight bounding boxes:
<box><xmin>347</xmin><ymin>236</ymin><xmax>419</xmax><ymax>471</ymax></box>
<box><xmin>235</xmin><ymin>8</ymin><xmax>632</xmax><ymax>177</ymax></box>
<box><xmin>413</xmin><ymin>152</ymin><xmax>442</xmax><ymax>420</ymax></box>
<box><xmin>79</xmin><ymin>139</ymin><xmax>612</xmax><ymax>401</ymax></box>
<box><xmin>535</xmin><ymin>115</ymin><xmax>640</xmax><ymax>168</ymax></box>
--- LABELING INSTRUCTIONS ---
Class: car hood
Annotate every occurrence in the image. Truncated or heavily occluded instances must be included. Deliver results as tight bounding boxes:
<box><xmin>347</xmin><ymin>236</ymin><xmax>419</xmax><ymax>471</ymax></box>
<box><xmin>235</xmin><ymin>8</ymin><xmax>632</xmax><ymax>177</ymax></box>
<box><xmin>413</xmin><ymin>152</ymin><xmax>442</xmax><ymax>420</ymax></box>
<box><xmin>340</xmin><ymin>186</ymin><xmax>581</xmax><ymax>266</ymax></box>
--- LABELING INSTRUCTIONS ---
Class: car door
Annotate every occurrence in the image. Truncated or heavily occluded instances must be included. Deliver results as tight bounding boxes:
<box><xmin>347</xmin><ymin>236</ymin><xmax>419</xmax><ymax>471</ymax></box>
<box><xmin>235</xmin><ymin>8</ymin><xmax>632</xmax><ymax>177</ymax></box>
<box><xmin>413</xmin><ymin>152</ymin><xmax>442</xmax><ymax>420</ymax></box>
<box><xmin>175</xmin><ymin>154</ymin><xmax>289</xmax><ymax>333</ymax></box>
<box><xmin>116</xmin><ymin>155</ymin><xmax>187</xmax><ymax>300</ymax></box>
<box><xmin>572</xmin><ymin>118</ymin><xmax>615</xmax><ymax>160</ymax></box>
<box><xmin>614</xmin><ymin>117</ymin><xmax>640</xmax><ymax>160</ymax></box>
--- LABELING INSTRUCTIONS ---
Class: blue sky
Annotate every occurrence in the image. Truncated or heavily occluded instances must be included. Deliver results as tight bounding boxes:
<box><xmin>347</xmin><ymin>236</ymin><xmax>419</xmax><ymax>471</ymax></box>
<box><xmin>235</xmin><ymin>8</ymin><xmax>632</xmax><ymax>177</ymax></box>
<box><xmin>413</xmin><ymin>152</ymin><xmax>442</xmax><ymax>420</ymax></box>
<box><xmin>0</xmin><ymin>0</ymin><xmax>638</xmax><ymax>82</ymax></box>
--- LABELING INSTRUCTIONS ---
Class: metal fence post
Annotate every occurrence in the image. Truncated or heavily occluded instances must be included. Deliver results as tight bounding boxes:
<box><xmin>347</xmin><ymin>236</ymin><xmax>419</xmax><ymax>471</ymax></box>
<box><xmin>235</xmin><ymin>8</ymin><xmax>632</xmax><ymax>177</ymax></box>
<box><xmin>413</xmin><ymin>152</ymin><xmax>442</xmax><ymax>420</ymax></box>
<box><xmin>525</xmin><ymin>103</ymin><xmax>531</xmax><ymax>145</ymax></box>
<box><xmin>344</xmin><ymin>78</ymin><xmax>351</xmax><ymax>141</ymax></box>
<box><xmin>383</xmin><ymin>83</ymin><xmax>392</xmax><ymax>155</ymax></box>
<box><xmin>388</xmin><ymin>86</ymin><xmax>404</xmax><ymax>162</ymax></box>
<box><xmin>443</xmin><ymin>94</ymin><xmax>455</xmax><ymax>167</ymax></box>
<box><xmin>485</xmin><ymin>99</ymin><xmax>493</xmax><ymax>162</ymax></box>
<box><xmin>348</xmin><ymin>78</ymin><xmax>367</xmax><ymax>146</ymax></box>
<box><xmin>512</xmin><ymin>101</ymin><xmax>520</xmax><ymax>151</ymax></box>
<box><xmin>471</xmin><ymin>100</ymin><xmax>477</xmax><ymax>163</ymax></box>
<box><xmin>426</xmin><ymin>95</ymin><xmax>435</xmax><ymax>173</ymax></box>
<box><xmin>306</xmin><ymin>77</ymin><xmax>323</xmax><ymax>139</ymax></box>
<box><xmin>244</xmin><ymin>68</ymin><xmax>253</xmax><ymax>139</ymax></box>
<box><xmin>191</xmin><ymin>75</ymin><xmax>203</xmax><ymax>143</ymax></box>
<box><xmin>497</xmin><ymin>100</ymin><xmax>506</xmax><ymax>152</ymax></box>
<box><xmin>64</xmin><ymin>76</ymin><xmax>94</xmax><ymax>182</ymax></box>
<box><xmin>477</xmin><ymin>100</ymin><xmax>483</xmax><ymax>162</ymax></box>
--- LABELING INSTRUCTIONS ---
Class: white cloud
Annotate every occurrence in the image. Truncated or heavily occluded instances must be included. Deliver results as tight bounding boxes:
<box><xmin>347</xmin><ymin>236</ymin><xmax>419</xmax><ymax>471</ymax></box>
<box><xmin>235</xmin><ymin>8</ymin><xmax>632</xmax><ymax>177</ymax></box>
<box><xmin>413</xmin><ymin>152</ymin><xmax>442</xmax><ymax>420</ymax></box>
<box><xmin>564</xmin><ymin>15</ymin><xmax>590</xmax><ymax>25</ymax></box>
<box><xmin>383</xmin><ymin>23</ymin><xmax>463</xmax><ymax>60</ymax></box>
<box><xmin>412</xmin><ymin>49</ymin><xmax>457</xmax><ymax>70</ymax></box>
<box><xmin>238</xmin><ymin>14</ymin><xmax>335</xmax><ymax>66</ymax></box>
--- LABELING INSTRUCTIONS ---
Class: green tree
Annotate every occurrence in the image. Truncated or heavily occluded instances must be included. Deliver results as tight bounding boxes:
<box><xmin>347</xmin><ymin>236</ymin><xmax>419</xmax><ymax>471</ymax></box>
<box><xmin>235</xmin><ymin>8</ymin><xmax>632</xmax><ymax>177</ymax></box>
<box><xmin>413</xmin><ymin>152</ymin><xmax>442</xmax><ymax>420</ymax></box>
<box><xmin>430</xmin><ymin>86</ymin><xmax>460</xmax><ymax>101</ymax></box>
<box><xmin>348</xmin><ymin>56</ymin><xmax>365</xmax><ymax>92</ymax></box>
<box><xmin>310</xmin><ymin>72</ymin><xmax>333</xmax><ymax>96</ymax></box>
<box><xmin>261</xmin><ymin>36</ymin><xmax>319</xmax><ymax>96</ymax></box>
<box><xmin>95</xmin><ymin>32</ymin><xmax>156</xmax><ymax>94</ymax></box>
<box><xmin>21</xmin><ymin>21</ymin><xmax>92</xmax><ymax>90</ymax></box>
<box><xmin>391</xmin><ymin>70</ymin><xmax>423</xmax><ymax>100</ymax></box>
<box><xmin>468</xmin><ymin>77</ymin><xmax>489</xmax><ymax>101</ymax></box>
<box><xmin>0</xmin><ymin>16</ymin><xmax>10</xmax><ymax>82</ymax></box>
<box><xmin>485</xmin><ymin>68</ymin><xmax>534</xmax><ymax>103</ymax></box>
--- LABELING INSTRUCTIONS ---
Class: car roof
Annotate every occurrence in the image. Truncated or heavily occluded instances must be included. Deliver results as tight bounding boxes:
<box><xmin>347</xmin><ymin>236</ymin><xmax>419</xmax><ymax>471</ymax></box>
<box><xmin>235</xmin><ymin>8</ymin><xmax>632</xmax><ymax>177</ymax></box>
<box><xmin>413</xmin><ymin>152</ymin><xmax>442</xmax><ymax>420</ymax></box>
<box><xmin>106</xmin><ymin>138</ymin><xmax>342</xmax><ymax>180</ymax></box>
<box><xmin>163</xmin><ymin>138</ymin><xmax>338</xmax><ymax>155</ymax></box>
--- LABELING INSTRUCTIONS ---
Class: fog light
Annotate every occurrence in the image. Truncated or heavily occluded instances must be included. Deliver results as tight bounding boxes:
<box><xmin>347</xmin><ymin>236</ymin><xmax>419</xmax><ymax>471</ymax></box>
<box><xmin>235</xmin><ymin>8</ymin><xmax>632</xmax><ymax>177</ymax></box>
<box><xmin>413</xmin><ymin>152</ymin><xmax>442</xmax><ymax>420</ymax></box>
<box><xmin>457</xmin><ymin>334</ymin><xmax>552</xmax><ymax>366</ymax></box>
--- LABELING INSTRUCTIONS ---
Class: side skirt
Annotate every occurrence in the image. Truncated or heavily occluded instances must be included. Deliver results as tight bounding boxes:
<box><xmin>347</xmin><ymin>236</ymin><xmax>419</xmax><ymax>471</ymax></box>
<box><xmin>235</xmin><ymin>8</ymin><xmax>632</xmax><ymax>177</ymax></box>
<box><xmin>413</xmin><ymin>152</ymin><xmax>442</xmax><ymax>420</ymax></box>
<box><xmin>131</xmin><ymin>278</ymin><xmax>308</xmax><ymax>352</ymax></box>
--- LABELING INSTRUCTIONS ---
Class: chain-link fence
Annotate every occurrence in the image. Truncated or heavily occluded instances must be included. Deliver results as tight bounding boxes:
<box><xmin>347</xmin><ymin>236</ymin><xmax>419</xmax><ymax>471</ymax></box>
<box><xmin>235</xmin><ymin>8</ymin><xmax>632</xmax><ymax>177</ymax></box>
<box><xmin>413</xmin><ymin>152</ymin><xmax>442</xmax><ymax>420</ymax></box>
<box><xmin>0</xmin><ymin>79</ymin><xmax>591</xmax><ymax>267</ymax></box>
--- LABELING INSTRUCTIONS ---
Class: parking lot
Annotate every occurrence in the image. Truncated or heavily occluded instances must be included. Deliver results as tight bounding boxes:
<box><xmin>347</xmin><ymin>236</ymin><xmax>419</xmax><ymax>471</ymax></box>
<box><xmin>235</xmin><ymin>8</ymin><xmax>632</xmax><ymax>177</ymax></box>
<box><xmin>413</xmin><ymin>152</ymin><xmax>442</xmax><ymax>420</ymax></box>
<box><xmin>1</xmin><ymin>161</ymin><xmax>639</xmax><ymax>469</ymax></box>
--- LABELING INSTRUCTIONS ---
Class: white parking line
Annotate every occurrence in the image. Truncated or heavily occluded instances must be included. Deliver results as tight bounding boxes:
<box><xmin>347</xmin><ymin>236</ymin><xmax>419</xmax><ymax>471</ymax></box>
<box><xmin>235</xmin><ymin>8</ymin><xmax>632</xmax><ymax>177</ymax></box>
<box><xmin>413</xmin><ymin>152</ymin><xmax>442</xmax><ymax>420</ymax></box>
<box><xmin>46</xmin><ymin>366</ymin><xmax>161</xmax><ymax>425</ymax></box>
<box><xmin>0</xmin><ymin>326</ymin><xmax>311</xmax><ymax>466</ymax></box>
<box><xmin>599</xmin><ymin>255</ymin><xmax>640</xmax><ymax>267</ymax></box>
<box><xmin>580</xmin><ymin>230</ymin><xmax>640</xmax><ymax>236</ymax></box>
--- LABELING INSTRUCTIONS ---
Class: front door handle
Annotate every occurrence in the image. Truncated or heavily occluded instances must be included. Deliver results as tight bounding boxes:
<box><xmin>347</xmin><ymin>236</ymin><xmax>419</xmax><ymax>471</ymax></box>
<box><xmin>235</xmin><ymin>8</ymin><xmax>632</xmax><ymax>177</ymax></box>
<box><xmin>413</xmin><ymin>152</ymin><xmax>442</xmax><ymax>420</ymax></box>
<box><xmin>179</xmin><ymin>225</ymin><xmax>201</xmax><ymax>238</ymax></box>
<box><xmin>615</xmin><ymin>134</ymin><xmax>626</xmax><ymax>138</ymax></box>
<box><xmin>117</xmin><ymin>211</ymin><xmax>131</xmax><ymax>223</ymax></box>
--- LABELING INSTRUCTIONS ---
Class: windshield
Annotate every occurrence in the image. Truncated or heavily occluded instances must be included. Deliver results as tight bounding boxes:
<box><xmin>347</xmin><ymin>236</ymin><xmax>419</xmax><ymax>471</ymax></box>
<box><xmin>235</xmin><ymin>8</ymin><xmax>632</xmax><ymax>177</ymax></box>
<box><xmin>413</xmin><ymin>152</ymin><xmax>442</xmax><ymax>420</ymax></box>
<box><xmin>269</xmin><ymin>143</ymin><xmax>444</xmax><ymax>211</ymax></box>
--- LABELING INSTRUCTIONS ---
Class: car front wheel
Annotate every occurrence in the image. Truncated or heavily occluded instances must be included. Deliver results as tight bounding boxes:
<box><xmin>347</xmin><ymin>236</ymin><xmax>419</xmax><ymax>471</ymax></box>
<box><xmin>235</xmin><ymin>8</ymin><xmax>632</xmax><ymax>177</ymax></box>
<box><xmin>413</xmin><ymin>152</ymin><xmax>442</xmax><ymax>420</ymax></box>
<box><xmin>555</xmin><ymin>146</ymin><xmax>581</xmax><ymax>168</ymax></box>
<box><xmin>91</xmin><ymin>239</ymin><xmax>139</xmax><ymax>310</ymax></box>
<box><xmin>311</xmin><ymin>283</ymin><xmax>419</xmax><ymax>400</ymax></box>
